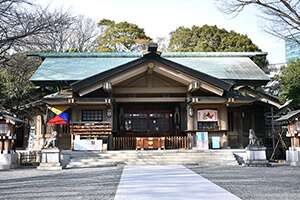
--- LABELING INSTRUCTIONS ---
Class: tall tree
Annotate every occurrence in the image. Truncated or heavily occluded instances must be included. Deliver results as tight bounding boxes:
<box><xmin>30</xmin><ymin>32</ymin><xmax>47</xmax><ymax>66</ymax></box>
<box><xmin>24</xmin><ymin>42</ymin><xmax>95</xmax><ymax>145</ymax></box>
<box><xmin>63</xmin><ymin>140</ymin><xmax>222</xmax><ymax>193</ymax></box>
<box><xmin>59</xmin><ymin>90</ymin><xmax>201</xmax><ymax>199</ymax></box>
<box><xmin>217</xmin><ymin>0</ymin><xmax>300</xmax><ymax>43</ymax></box>
<box><xmin>0</xmin><ymin>0</ymin><xmax>71</xmax><ymax>64</ymax></box>
<box><xmin>280</xmin><ymin>59</ymin><xmax>300</xmax><ymax>108</ymax></box>
<box><xmin>0</xmin><ymin>54</ymin><xmax>44</xmax><ymax>115</ymax></box>
<box><xmin>68</xmin><ymin>16</ymin><xmax>100</xmax><ymax>52</ymax></box>
<box><xmin>96</xmin><ymin>19</ymin><xmax>151</xmax><ymax>52</ymax></box>
<box><xmin>169</xmin><ymin>25</ymin><xmax>268</xmax><ymax>68</ymax></box>
<box><xmin>24</xmin><ymin>15</ymin><xmax>99</xmax><ymax>52</ymax></box>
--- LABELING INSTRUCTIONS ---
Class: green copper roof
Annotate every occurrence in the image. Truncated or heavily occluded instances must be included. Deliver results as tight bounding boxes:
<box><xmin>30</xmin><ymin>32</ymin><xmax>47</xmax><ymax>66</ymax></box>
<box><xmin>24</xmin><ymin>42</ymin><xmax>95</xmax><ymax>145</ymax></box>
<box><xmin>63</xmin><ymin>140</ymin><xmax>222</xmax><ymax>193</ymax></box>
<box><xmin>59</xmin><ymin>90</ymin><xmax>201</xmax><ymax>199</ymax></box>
<box><xmin>29</xmin><ymin>52</ymin><xmax>143</xmax><ymax>58</ymax></box>
<box><xmin>30</xmin><ymin>57</ymin><xmax>138</xmax><ymax>81</ymax></box>
<box><xmin>30</xmin><ymin>52</ymin><xmax>269</xmax><ymax>82</ymax></box>
<box><xmin>167</xmin><ymin>57</ymin><xmax>268</xmax><ymax>80</ymax></box>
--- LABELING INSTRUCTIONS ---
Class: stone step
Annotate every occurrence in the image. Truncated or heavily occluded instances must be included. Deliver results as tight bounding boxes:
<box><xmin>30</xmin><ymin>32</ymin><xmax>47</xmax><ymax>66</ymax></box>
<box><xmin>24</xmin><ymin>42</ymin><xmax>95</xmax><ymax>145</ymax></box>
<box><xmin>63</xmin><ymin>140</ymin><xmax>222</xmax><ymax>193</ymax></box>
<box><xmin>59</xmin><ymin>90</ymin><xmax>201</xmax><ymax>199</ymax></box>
<box><xmin>70</xmin><ymin>157</ymin><xmax>236</xmax><ymax>161</ymax></box>
<box><xmin>69</xmin><ymin>154</ymin><xmax>236</xmax><ymax>158</ymax></box>
<box><xmin>69</xmin><ymin>157</ymin><xmax>236</xmax><ymax>162</ymax></box>
<box><xmin>66</xmin><ymin>161</ymin><xmax>238</xmax><ymax>168</ymax></box>
<box><xmin>63</xmin><ymin>150</ymin><xmax>244</xmax><ymax>169</ymax></box>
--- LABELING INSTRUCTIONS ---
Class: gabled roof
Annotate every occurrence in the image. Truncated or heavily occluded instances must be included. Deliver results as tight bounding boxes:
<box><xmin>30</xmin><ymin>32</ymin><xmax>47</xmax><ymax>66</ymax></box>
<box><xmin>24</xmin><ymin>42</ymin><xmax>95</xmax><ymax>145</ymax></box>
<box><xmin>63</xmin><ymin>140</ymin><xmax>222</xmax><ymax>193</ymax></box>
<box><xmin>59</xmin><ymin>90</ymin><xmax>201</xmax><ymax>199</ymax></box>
<box><xmin>276</xmin><ymin>110</ymin><xmax>300</xmax><ymax>122</ymax></box>
<box><xmin>29</xmin><ymin>51</ymin><xmax>269</xmax><ymax>84</ymax></box>
<box><xmin>71</xmin><ymin>53</ymin><xmax>233</xmax><ymax>92</ymax></box>
<box><xmin>0</xmin><ymin>110</ymin><xmax>24</xmax><ymax>124</ymax></box>
<box><xmin>234</xmin><ymin>85</ymin><xmax>281</xmax><ymax>108</ymax></box>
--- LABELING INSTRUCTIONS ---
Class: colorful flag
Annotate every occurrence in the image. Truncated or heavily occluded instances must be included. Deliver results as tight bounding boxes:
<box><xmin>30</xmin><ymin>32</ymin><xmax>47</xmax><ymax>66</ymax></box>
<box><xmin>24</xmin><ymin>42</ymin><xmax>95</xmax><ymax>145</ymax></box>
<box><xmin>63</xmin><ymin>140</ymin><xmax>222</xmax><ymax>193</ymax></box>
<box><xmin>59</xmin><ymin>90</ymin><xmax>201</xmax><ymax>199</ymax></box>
<box><xmin>47</xmin><ymin>106</ymin><xmax>70</xmax><ymax>125</ymax></box>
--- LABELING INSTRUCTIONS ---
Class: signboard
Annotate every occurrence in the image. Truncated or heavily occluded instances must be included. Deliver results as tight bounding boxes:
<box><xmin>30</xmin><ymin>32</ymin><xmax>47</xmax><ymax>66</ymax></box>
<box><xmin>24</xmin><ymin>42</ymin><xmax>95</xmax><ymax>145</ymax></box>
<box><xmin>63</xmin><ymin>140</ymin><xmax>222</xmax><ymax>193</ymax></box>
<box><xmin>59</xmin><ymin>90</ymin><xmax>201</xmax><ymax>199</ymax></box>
<box><xmin>196</xmin><ymin>132</ymin><xmax>209</xmax><ymax>150</ymax></box>
<box><xmin>212</xmin><ymin>136</ymin><xmax>220</xmax><ymax>149</ymax></box>
<box><xmin>197</xmin><ymin>109</ymin><xmax>218</xmax><ymax>122</ymax></box>
<box><xmin>74</xmin><ymin>135</ymin><xmax>102</xmax><ymax>151</ymax></box>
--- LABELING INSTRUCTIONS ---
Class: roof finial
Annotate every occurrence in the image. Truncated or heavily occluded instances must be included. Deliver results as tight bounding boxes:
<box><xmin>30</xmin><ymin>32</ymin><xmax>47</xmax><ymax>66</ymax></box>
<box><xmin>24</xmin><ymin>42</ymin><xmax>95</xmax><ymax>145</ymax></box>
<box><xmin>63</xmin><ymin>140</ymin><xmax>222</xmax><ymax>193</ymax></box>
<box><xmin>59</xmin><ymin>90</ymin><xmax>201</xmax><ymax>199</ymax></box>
<box><xmin>147</xmin><ymin>42</ymin><xmax>158</xmax><ymax>53</ymax></box>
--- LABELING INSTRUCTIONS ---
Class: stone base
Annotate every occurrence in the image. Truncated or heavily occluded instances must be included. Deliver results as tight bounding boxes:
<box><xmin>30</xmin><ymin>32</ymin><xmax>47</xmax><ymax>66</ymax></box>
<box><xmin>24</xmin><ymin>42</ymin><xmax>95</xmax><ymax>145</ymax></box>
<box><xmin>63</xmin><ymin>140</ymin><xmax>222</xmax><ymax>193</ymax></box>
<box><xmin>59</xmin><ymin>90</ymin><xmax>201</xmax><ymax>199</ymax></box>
<box><xmin>37</xmin><ymin>148</ymin><xmax>62</xmax><ymax>171</ymax></box>
<box><xmin>37</xmin><ymin>163</ymin><xmax>62</xmax><ymax>171</ymax></box>
<box><xmin>0</xmin><ymin>153</ymin><xmax>18</xmax><ymax>170</ymax></box>
<box><xmin>286</xmin><ymin>148</ymin><xmax>300</xmax><ymax>167</ymax></box>
<box><xmin>245</xmin><ymin>146</ymin><xmax>268</xmax><ymax>167</ymax></box>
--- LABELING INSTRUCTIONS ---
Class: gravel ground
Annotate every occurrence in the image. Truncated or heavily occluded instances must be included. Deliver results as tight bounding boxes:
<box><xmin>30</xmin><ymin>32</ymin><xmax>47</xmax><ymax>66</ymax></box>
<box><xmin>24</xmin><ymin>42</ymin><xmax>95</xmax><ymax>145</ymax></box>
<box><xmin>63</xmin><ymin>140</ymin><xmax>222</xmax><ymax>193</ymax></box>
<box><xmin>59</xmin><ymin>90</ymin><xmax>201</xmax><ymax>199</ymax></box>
<box><xmin>188</xmin><ymin>165</ymin><xmax>300</xmax><ymax>200</ymax></box>
<box><xmin>0</xmin><ymin>166</ymin><xmax>123</xmax><ymax>200</ymax></box>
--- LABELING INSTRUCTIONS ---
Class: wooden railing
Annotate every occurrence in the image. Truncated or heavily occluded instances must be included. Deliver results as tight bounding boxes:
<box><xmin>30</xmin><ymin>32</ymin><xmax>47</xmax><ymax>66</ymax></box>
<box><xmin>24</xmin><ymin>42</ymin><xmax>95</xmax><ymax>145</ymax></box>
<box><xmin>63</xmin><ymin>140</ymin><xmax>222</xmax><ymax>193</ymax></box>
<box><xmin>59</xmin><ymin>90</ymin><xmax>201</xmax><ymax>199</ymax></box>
<box><xmin>70</xmin><ymin>121</ymin><xmax>112</xmax><ymax>136</ymax></box>
<box><xmin>112</xmin><ymin>136</ymin><xmax>188</xmax><ymax>150</ymax></box>
<box><xmin>112</xmin><ymin>136</ymin><xmax>136</xmax><ymax>150</ymax></box>
<box><xmin>165</xmin><ymin>136</ymin><xmax>187</xmax><ymax>149</ymax></box>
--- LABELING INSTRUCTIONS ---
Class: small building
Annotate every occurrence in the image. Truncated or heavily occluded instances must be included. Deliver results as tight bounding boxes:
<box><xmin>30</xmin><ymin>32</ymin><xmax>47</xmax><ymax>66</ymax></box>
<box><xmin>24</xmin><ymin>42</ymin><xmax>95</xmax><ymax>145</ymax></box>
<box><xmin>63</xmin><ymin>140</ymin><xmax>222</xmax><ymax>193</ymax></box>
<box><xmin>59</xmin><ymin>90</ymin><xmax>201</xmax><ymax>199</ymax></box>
<box><xmin>29</xmin><ymin>44</ymin><xmax>281</xmax><ymax>151</ymax></box>
<box><xmin>277</xmin><ymin>110</ymin><xmax>300</xmax><ymax>166</ymax></box>
<box><xmin>0</xmin><ymin>110</ymin><xmax>23</xmax><ymax>170</ymax></box>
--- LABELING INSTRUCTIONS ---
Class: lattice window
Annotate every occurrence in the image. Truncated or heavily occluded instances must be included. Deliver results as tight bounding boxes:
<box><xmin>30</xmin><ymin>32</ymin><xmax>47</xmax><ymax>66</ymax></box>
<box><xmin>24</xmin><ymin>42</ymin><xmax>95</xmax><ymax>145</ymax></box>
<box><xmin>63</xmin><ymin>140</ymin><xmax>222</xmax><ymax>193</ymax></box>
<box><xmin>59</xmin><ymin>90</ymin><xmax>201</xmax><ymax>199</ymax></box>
<box><xmin>81</xmin><ymin>110</ymin><xmax>103</xmax><ymax>122</ymax></box>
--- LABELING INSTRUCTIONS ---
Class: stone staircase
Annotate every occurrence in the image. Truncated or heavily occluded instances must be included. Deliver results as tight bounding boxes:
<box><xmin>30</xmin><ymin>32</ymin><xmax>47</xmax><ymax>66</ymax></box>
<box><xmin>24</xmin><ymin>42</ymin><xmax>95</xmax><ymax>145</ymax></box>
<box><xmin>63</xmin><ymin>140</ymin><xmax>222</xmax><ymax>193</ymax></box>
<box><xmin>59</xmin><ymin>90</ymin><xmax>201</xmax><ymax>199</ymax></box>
<box><xmin>62</xmin><ymin>149</ymin><xmax>245</xmax><ymax>169</ymax></box>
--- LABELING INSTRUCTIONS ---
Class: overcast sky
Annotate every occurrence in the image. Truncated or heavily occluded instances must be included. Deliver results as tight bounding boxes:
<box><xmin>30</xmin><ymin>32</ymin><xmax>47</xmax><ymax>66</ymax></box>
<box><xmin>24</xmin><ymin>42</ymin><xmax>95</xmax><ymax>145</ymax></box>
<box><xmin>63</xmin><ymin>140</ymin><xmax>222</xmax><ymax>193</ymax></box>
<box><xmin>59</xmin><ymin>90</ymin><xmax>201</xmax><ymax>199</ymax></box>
<box><xmin>36</xmin><ymin>0</ymin><xmax>286</xmax><ymax>64</ymax></box>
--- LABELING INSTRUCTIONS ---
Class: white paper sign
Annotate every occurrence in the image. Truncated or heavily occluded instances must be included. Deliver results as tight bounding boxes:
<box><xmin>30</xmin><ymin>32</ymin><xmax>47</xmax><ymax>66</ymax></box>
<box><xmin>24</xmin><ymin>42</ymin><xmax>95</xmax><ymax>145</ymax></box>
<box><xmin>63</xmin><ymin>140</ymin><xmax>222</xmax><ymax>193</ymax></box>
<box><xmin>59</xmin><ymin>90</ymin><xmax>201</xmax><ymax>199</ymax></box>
<box><xmin>196</xmin><ymin>132</ymin><xmax>209</xmax><ymax>150</ymax></box>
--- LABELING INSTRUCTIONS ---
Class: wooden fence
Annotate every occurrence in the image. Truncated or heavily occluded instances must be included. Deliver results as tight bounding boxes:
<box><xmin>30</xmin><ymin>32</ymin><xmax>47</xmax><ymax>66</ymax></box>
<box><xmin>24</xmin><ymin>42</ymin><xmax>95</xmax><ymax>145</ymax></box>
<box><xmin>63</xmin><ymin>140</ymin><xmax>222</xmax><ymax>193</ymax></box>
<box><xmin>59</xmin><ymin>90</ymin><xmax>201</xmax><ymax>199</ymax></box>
<box><xmin>112</xmin><ymin>137</ymin><xmax>136</xmax><ymax>150</ymax></box>
<box><xmin>112</xmin><ymin>136</ymin><xmax>187</xmax><ymax>150</ymax></box>
<box><xmin>165</xmin><ymin>136</ymin><xmax>187</xmax><ymax>149</ymax></box>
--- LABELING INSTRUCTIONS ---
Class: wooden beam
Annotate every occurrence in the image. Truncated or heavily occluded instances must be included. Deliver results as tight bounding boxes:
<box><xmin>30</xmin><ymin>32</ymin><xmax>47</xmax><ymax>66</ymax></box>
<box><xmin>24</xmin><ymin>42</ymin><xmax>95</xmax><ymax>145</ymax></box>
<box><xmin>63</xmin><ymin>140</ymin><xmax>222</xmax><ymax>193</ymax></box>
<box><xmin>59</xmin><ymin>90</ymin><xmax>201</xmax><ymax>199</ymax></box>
<box><xmin>259</xmin><ymin>97</ymin><xmax>281</xmax><ymax>108</ymax></box>
<box><xmin>153</xmin><ymin>66</ymin><xmax>194</xmax><ymax>85</ymax></box>
<box><xmin>188</xmin><ymin>81</ymin><xmax>224</xmax><ymax>96</ymax></box>
<box><xmin>190</xmin><ymin>97</ymin><xmax>227</xmax><ymax>104</ymax></box>
<box><xmin>78</xmin><ymin>82</ymin><xmax>112</xmax><ymax>97</ymax></box>
<box><xmin>110</xmin><ymin>65</ymin><xmax>148</xmax><ymax>85</ymax></box>
<box><xmin>113</xmin><ymin>87</ymin><xmax>187</xmax><ymax>94</ymax></box>
<box><xmin>115</xmin><ymin>97</ymin><xmax>186</xmax><ymax>103</ymax></box>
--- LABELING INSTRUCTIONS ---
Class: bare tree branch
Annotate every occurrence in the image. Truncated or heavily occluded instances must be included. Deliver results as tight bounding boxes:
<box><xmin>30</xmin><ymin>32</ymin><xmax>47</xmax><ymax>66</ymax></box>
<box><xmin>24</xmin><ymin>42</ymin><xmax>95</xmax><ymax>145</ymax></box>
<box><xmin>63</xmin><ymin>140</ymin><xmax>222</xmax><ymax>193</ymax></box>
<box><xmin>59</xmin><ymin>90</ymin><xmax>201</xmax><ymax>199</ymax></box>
<box><xmin>216</xmin><ymin>0</ymin><xmax>300</xmax><ymax>43</ymax></box>
<box><xmin>0</xmin><ymin>0</ymin><xmax>72</xmax><ymax>65</ymax></box>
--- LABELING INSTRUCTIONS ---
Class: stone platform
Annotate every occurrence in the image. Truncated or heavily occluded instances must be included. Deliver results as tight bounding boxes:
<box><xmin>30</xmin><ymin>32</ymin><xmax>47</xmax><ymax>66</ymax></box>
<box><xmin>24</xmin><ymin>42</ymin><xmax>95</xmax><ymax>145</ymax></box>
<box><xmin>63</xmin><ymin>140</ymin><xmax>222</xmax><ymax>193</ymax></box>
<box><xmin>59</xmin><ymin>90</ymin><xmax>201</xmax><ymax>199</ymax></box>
<box><xmin>37</xmin><ymin>148</ymin><xmax>62</xmax><ymax>171</ymax></box>
<box><xmin>0</xmin><ymin>153</ymin><xmax>18</xmax><ymax>170</ymax></box>
<box><xmin>245</xmin><ymin>146</ymin><xmax>268</xmax><ymax>167</ymax></box>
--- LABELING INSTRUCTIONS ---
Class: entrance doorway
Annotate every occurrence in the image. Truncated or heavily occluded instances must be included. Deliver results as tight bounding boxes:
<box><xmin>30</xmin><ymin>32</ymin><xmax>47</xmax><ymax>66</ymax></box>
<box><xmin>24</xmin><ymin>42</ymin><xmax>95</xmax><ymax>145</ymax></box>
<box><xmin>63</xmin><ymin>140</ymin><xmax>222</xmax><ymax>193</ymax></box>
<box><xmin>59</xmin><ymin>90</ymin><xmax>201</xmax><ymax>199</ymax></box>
<box><xmin>116</xmin><ymin>103</ymin><xmax>182</xmax><ymax>137</ymax></box>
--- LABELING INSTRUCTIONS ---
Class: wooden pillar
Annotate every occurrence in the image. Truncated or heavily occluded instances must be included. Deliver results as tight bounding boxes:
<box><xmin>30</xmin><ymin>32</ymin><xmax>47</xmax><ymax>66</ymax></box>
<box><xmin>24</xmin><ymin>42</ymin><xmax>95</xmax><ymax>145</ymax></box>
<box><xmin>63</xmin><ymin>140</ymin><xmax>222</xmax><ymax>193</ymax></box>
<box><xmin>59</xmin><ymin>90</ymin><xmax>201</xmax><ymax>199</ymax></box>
<box><xmin>180</xmin><ymin>103</ymin><xmax>187</xmax><ymax>132</ymax></box>
<box><xmin>291</xmin><ymin>137</ymin><xmax>300</xmax><ymax>148</ymax></box>
<box><xmin>219</xmin><ymin>106</ymin><xmax>228</xmax><ymax>130</ymax></box>
<box><xmin>4</xmin><ymin>137</ymin><xmax>10</xmax><ymax>153</ymax></box>
<box><xmin>34</xmin><ymin>115</ymin><xmax>43</xmax><ymax>149</ymax></box>
<box><xmin>187</xmin><ymin>105</ymin><xmax>194</xmax><ymax>131</ymax></box>
<box><xmin>0</xmin><ymin>137</ymin><xmax>3</xmax><ymax>153</ymax></box>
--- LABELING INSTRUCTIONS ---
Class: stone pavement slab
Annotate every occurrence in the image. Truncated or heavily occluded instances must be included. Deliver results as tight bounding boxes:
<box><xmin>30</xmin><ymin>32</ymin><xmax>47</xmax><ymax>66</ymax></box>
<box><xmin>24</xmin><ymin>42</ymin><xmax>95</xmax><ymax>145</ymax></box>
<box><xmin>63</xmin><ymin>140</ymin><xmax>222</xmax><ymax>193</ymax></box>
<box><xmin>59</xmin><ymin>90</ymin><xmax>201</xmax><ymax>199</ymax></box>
<box><xmin>114</xmin><ymin>165</ymin><xmax>241</xmax><ymax>200</ymax></box>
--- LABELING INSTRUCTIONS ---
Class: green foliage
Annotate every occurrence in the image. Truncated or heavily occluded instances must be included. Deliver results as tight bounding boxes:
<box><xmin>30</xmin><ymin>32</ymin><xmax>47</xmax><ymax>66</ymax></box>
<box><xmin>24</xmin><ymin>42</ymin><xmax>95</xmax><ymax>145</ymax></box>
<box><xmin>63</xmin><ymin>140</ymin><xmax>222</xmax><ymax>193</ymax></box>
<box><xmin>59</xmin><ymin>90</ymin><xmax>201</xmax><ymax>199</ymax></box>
<box><xmin>98</xmin><ymin>19</ymin><xmax>115</xmax><ymax>27</ymax></box>
<box><xmin>96</xmin><ymin>19</ymin><xmax>151</xmax><ymax>52</ymax></box>
<box><xmin>280</xmin><ymin>60</ymin><xmax>300</xmax><ymax>107</ymax></box>
<box><xmin>169</xmin><ymin>25</ymin><xmax>268</xmax><ymax>68</ymax></box>
<box><xmin>0</xmin><ymin>54</ymin><xmax>42</xmax><ymax>111</ymax></box>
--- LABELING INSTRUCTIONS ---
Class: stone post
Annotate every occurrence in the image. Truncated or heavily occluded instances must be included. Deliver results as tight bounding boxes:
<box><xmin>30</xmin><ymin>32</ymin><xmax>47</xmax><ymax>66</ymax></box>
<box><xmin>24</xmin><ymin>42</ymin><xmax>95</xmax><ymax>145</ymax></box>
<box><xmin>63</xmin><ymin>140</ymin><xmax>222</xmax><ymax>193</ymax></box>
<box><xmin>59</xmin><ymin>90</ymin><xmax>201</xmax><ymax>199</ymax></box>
<box><xmin>286</xmin><ymin>147</ymin><xmax>300</xmax><ymax>166</ymax></box>
<box><xmin>0</xmin><ymin>136</ymin><xmax>17</xmax><ymax>170</ymax></box>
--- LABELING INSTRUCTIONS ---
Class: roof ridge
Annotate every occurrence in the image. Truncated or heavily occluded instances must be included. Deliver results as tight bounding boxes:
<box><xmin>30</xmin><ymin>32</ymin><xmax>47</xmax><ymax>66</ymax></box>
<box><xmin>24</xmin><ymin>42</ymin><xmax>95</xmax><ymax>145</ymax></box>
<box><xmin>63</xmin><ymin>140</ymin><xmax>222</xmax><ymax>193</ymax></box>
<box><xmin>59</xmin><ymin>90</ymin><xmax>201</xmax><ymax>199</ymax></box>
<box><xmin>27</xmin><ymin>51</ymin><xmax>267</xmax><ymax>58</ymax></box>
<box><xmin>161</xmin><ymin>52</ymin><xmax>267</xmax><ymax>57</ymax></box>
<box><xmin>27</xmin><ymin>52</ymin><xmax>143</xmax><ymax>58</ymax></box>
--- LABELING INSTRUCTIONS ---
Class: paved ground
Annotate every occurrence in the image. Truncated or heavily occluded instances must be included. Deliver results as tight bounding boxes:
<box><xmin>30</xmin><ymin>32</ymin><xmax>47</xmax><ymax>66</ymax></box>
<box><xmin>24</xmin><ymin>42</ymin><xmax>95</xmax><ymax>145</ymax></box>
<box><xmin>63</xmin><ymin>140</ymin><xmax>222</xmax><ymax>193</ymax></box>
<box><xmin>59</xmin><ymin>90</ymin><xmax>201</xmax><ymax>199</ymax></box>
<box><xmin>1</xmin><ymin>165</ymin><xmax>300</xmax><ymax>200</ymax></box>
<box><xmin>188</xmin><ymin>165</ymin><xmax>300</xmax><ymax>200</ymax></box>
<box><xmin>114</xmin><ymin>165</ymin><xmax>240</xmax><ymax>200</ymax></box>
<box><xmin>0</xmin><ymin>166</ymin><xmax>123</xmax><ymax>200</ymax></box>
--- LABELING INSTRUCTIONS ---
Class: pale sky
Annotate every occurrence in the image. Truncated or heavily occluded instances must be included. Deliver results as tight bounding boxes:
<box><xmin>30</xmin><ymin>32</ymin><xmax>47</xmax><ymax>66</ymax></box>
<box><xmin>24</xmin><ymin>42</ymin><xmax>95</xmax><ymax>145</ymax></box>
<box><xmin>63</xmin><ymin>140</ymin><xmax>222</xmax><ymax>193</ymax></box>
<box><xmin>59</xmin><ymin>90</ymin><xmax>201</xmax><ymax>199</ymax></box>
<box><xmin>36</xmin><ymin>0</ymin><xmax>286</xmax><ymax>64</ymax></box>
